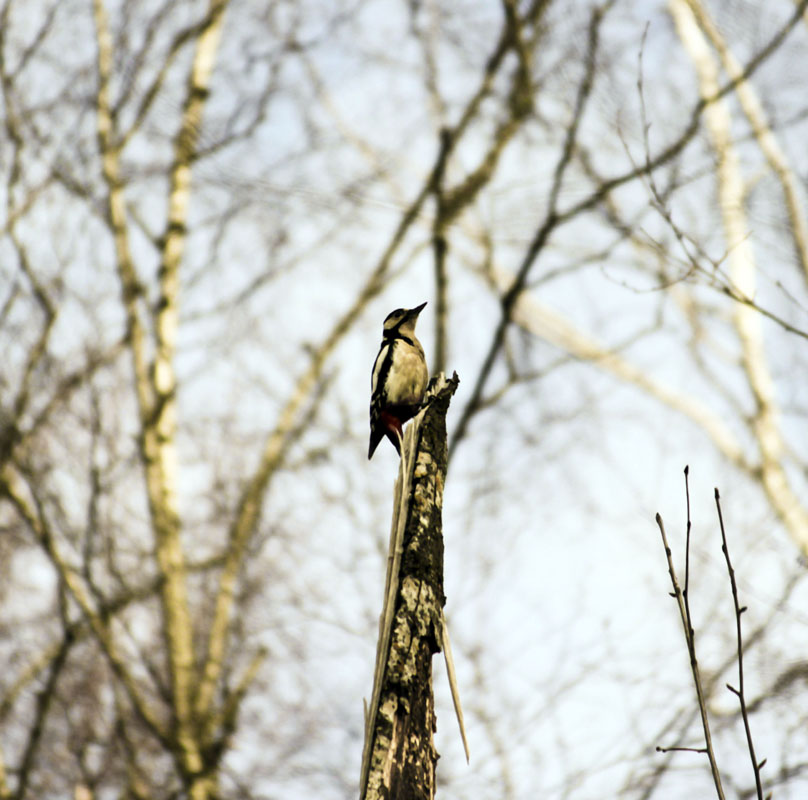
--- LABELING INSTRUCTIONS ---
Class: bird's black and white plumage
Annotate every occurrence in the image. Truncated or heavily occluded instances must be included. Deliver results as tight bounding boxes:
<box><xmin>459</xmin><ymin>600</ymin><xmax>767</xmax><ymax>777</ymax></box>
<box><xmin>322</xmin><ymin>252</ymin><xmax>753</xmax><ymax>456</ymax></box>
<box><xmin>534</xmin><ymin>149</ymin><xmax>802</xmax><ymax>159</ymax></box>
<box><xmin>368</xmin><ymin>302</ymin><xmax>429</xmax><ymax>459</ymax></box>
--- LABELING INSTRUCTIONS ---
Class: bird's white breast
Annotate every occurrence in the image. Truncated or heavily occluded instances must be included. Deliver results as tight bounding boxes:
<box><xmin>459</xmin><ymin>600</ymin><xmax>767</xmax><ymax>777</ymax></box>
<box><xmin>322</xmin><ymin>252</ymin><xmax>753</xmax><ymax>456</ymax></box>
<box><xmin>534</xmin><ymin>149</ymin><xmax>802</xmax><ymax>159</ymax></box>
<box><xmin>384</xmin><ymin>341</ymin><xmax>428</xmax><ymax>404</ymax></box>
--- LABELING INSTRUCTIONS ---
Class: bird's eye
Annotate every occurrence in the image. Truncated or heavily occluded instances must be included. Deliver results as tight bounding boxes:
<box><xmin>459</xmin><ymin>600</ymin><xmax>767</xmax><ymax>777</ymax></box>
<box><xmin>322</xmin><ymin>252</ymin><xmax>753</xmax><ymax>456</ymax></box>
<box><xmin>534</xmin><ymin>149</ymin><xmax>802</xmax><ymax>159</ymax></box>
<box><xmin>385</xmin><ymin>308</ymin><xmax>405</xmax><ymax>324</ymax></box>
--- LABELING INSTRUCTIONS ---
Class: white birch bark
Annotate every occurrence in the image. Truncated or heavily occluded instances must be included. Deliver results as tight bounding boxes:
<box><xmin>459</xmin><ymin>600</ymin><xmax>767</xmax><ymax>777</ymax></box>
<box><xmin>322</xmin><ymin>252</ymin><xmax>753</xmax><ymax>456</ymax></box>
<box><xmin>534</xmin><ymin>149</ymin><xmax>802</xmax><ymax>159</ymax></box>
<box><xmin>670</xmin><ymin>0</ymin><xmax>808</xmax><ymax>555</ymax></box>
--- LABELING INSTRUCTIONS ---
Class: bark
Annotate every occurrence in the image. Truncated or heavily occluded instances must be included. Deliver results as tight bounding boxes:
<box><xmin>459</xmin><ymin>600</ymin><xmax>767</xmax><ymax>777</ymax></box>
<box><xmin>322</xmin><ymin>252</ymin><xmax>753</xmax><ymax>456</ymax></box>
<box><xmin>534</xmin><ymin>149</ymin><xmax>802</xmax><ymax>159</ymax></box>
<box><xmin>361</xmin><ymin>373</ymin><xmax>459</xmax><ymax>800</ymax></box>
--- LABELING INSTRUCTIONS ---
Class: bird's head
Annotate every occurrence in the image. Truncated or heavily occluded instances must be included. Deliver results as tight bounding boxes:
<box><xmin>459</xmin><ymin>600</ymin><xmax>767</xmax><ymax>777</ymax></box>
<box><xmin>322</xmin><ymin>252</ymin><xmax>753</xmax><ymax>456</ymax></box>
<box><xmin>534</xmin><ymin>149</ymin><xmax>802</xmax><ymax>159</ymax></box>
<box><xmin>382</xmin><ymin>301</ymin><xmax>427</xmax><ymax>338</ymax></box>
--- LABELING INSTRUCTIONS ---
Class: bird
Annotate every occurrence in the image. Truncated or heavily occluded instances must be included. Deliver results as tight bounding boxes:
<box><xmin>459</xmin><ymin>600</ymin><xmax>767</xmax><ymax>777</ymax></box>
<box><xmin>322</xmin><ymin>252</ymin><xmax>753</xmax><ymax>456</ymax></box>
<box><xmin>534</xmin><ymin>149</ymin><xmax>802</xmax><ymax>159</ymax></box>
<box><xmin>368</xmin><ymin>302</ymin><xmax>429</xmax><ymax>459</ymax></box>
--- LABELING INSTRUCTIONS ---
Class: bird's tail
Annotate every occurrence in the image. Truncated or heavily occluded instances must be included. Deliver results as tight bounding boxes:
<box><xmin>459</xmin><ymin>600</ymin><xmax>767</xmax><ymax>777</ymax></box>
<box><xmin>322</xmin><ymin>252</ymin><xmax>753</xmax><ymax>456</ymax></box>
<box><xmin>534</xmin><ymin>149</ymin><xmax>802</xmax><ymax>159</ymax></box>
<box><xmin>368</xmin><ymin>428</ymin><xmax>384</xmax><ymax>460</ymax></box>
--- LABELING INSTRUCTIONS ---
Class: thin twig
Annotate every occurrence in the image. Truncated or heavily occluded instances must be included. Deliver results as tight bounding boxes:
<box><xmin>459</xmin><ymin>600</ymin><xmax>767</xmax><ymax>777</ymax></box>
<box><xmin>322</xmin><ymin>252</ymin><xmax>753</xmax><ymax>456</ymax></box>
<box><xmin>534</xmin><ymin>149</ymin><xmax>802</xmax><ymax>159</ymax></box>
<box><xmin>431</xmin><ymin>128</ymin><xmax>451</xmax><ymax>376</ymax></box>
<box><xmin>714</xmin><ymin>488</ymin><xmax>765</xmax><ymax>800</ymax></box>
<box><xmin>656</xmin><ymin>745</ymin><xmax>708</xmax><ymax>754</ymax></box>
<box><xmin>684</xmin><ymin>465</ymin><xmax>693</xmax><ymax>639</ymax></box>
<box><xmin>655</xmin><ymin>505</ymin><xmax>725</xmax><ymax>799</ymax></box>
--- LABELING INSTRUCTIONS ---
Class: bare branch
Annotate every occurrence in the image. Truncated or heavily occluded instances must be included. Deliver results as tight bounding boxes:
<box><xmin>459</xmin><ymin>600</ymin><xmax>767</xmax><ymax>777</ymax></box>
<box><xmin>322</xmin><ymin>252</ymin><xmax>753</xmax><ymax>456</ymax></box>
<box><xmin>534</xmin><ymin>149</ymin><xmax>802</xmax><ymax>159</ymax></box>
<box><xmin>714</xmin><ymin>488</ymin><xmax>765</xmax><ymax>800</ymax></box>
<box><xmin>655</xmin><ymin>504</ymin><xmax>725</xmax><ymax>799</ymax></box>
<box><xmin>684</xmin><ymin>0</ymin><xmax>808</xmax><ymax>288</ymax></box>
<box><xmin>671</xmin><ymin>0</ymin><xmax>808</xmax><ymax>556</ymax></box>
<box><xmin>12</xmin><ymin>628</ymin><xmax>72</xmax><ymax>800</ymax></box>
<box><xmin>0</xmin><ymin>464</ymin><xmax>168</xmax><ymax>748</ymax></box>
<box><xmin>451</xmin><ymin>0</ymin><xmax>611</xmax><ymax>453</ymax></box>
<box><xmin>451</xmin><ymin>0</ymin><xmax>808</xmax><ymax>456</ymax></box>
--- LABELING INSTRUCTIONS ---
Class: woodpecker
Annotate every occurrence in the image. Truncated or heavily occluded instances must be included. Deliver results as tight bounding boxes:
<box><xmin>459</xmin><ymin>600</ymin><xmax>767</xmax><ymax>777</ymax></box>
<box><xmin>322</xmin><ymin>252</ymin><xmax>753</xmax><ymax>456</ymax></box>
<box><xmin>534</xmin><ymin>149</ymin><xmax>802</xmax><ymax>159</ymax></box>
<box><xmin>368</xmin><ymin>302</ymin><xmax>429</xmax><ymax>459</ymax></box>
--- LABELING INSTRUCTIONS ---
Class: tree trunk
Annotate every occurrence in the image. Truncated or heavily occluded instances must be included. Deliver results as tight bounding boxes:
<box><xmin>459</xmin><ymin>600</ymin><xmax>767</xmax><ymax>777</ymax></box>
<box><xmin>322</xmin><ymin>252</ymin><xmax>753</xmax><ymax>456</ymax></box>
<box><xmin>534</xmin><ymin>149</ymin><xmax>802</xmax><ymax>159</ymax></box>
<box><xmin>360</xmin><ymin>373</ymin><xmax>459</xmax><ymax>800</ymax></box>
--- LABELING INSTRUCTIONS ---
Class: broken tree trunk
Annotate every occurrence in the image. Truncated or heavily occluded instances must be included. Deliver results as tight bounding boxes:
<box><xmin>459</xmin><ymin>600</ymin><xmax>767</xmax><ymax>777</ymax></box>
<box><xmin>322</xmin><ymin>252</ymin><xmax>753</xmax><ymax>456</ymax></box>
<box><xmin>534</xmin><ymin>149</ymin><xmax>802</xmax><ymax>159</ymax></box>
<box><xmin>359</xmin><ymin>372</ymin><xmax>462</xmax><ymax>800</ymax></box>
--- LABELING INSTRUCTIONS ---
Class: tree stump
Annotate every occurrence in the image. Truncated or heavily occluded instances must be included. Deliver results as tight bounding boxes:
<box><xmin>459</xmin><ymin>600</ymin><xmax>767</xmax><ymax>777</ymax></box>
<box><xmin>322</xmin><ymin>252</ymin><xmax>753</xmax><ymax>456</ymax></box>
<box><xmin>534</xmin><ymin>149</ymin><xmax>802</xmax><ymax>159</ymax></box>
<box><xmin>360</xmin><ymin>372</ymin><xmax>460</xmax><ymax>800</ymax></box>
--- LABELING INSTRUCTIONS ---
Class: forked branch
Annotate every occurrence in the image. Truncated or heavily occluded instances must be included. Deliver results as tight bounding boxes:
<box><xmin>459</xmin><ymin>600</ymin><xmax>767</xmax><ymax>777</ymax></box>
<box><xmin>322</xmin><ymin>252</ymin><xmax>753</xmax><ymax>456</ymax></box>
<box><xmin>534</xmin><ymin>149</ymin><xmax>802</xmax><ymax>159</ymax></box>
<box><xmin>655</xmin><ymin>467</ymin><xmax>767</xmax><ymax>799</ymax></box>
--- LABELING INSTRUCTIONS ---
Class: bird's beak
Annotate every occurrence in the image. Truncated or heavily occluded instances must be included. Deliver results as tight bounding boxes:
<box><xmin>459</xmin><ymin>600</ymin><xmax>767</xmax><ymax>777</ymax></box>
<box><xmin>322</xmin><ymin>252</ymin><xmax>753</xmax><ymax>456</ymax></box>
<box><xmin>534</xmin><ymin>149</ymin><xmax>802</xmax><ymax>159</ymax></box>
<box><xmin>408</xmin><ymin>301</ymin><xmax>427</xmax><ymax>319</ymax></box>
